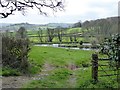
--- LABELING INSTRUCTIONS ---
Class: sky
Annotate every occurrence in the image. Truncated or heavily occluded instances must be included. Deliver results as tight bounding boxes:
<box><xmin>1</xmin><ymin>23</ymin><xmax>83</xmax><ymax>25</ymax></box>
<box><xmin>0</xmin><ymin>0</ymin><xmax>119</xmax><ymax>24</ymax></box>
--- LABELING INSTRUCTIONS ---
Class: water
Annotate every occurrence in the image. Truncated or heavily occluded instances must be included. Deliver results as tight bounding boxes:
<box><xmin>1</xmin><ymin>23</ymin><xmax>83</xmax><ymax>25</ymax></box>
<box><xmin>83</xmin><ymin>43</ymin><xmax>91</xmax><ymax>46</ymax></box>
<box><xmin>34</xmin><ymin>43</ymin><xmax>97</xmax><ymax>50</ymax></box>
<box><xmin>35</xmin><ymin>44</ymin><xmax>59</xmax><ymax>47</ymax></box>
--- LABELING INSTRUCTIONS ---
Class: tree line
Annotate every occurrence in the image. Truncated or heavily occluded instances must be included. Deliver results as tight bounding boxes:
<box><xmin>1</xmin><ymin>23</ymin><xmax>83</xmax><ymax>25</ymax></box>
<box><xmin>74</xmin><ymin>16</ymin><xmax>118</xmax><ymax>43</ymax></box>
<box><xmin>34</xmin><ymin>27</ymin><xmax>83</xmax><ymax>43</ymax></box>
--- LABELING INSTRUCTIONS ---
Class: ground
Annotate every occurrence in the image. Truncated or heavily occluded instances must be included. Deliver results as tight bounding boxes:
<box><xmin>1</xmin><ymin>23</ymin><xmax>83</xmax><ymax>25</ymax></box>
<box><xmin>2</xmin><ymin>62</ymin><xmax>79</xmax><ymax>88</ymax></box>
<box><xmin>1</xmin><ymin>46</ymin><xmax>118</xmax><ymax>88</ymax></box>
<box><xmin>2</xmin><ymin>62</ymin><xmax>53</xmax><ymax>88</ymax></box>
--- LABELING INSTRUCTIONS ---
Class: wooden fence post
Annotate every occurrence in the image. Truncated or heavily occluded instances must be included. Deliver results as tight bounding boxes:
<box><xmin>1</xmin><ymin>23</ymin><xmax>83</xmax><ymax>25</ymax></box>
<box><xmin>92</xmin><ymin>54</ymin><xmax>98</xmax><ymax>82</ymax></box>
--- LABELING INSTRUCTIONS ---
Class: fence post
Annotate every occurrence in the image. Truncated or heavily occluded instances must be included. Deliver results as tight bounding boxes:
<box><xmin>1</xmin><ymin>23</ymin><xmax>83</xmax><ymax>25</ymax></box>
<box><xmin>92</xmin><ymin>54</ymin><xmax>98</xmax><ymax>82</ymax></box>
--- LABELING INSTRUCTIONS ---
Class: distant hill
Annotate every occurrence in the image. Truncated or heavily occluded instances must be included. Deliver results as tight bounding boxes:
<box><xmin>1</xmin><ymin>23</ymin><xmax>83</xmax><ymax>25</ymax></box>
<box><xmin>0</xmin><ymin>23</ymin><xmax>73</xmax><ymax>31</ymax></box>
<box><xmin>0</xmin><ymin>23</ymin><xmax>39</xmax><ymax>31</ymax></box>
<box><xmin>0</xmin><ymin>23</ymin><xmax>11</xmax><ymax>27</ymax></box>
<box><xmin>46</xmin><ymin>23</ymin><xmax>73</xmax><ymax>28</ymax></box>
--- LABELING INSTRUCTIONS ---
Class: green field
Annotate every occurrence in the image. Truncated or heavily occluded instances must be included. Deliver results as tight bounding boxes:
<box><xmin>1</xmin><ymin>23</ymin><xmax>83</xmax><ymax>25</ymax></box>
<box><xmin>27</xmin><ymin>27</ymin><xmax>94</xmax><ymax>43</ymax></box>
<box><xmin>28</xmin><ymin>46</ymin><xmax>94</xmax><ymax>73</ymax></box>
<box><xmin>2</xmin><ymin>28</ymin><xmax>119</xmax><ymax>88</ymax></box>
<box><xmin>22</xmin><ymin>46</ymin><xmax>118</xmax><ymax>88</ymax></box>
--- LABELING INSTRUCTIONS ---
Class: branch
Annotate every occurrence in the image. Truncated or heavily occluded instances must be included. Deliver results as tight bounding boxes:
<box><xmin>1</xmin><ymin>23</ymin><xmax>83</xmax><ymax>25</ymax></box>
<box><xmin>0</xmin><ymin>0</ymin><xmax>10</xmax><ymax>7</ymax></box>
<box><xmin>0</xmin><ymin>0</ymin><xmax>64</xmax><ymax>18</ymax></box>
<box><xmin>0</xmin><ymin>6</ymin><xmax>16</xmax><ymax>18</ymax></box>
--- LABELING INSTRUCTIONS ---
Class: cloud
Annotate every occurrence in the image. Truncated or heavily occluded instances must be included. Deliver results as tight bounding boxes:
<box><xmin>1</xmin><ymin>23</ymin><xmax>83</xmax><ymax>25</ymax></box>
<box><xmin>0</xmin><ymin>0</ymin><xmax>119</xmax><ymax>24</ymax></box>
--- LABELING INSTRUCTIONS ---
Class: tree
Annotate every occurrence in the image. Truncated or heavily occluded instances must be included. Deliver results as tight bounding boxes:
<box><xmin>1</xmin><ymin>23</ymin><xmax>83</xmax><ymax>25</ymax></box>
<box><xmin>0</xmin><ymin>0</ymin><xmax>64</xmax><ymax>18</ymax></box>
<box><xmin>16</xmin><ymin>26</ymin><xmax>27</xmax><ymax>38</ymax></box>
<box><xmin>82</xmin><ymin>17</ymin><xmax>119</xmax><ymax>43</ymax></box>
<box><xmin>73</xmin><ymin>21</ymin><xmax>82</xmax><ymax>28</ymax></box>
<box><xmin>69</xmin><ymin>35</ymin><xmax>73</xmax><ymax>42</ymax></box>
<box><xmin>38</xmin><ymin>28</ymin><xmax>43</xmax><ymax>43</ymax></box>
<box><xmin>47</xmin><ymin>28</ymin><xmax>55</xmax><ymax>42</ymax></box>
<box><xmin>73</xmin><ymin>34</ymin><xmax>77</xmax><ymax>42</ymax></box>
<box><xmin>56</xmin><ymin>26</ymin><xmax>63</xmax><ymax>42</ymax></box>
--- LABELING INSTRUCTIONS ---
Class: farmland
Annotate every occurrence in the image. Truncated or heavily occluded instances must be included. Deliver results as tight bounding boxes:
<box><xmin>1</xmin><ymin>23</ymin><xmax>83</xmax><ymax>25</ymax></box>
<box><xmin>27</xmin><ymin>27</ymin><xmax>95</xmax><ymax>44</ymax></box>
<box><xmin>2</xmin><ymin>45</ymin><xmax>119</xmax><ymax>88</ymax></box>
<box><xmin>22</xmin><ymin>46</ymin><xmax>118</xmax><ymax>88</ymax></box>
<box><xmin>1</xmin><ymin>16</ymin><xmax>120</xmax><ymax>89</ymax></box>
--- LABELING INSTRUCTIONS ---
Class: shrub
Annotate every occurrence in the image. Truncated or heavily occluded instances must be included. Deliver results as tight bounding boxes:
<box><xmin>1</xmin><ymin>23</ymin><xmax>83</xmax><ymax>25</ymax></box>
<box><xmin>2</xmin><ymin>67</ymin><xmax>21</xmax><ymax>76</ymax></box>
<box><xmin>2</xmin><ymin>27</ymin><xmax>31</xmax><ymax>74</ymax></box>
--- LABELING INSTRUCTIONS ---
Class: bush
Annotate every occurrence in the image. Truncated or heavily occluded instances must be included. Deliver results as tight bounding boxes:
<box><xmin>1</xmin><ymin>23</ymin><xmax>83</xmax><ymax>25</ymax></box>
<box><xmin>2</xmin><ymin>27</ymin><xmax>31</xmax><ymax>74</ymax></box>
<box><xmin>2</xmin><ymin>67</ymin><xmax>21</xmax><ymax>76</ymax></box>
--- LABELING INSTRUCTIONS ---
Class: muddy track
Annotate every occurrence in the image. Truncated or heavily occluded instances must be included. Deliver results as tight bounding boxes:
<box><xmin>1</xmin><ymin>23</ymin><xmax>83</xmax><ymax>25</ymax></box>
<box><xmin>2</xmin><ymin>62</ymin><xmax>54</xmax><ymax>88</ymax></box>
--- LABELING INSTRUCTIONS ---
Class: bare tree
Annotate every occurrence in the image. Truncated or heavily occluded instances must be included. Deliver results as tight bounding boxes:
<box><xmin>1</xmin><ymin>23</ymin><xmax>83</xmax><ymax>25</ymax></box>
<box><xmin>73</xmin><ymin>34</ymin><xmax>77</xmax><ymax>42</ymax></box>
<box><xmin>47</xmin><ymin>28</ymin><xmax>55</xmax><ymax>42</ymax></box>
<box><xmin>56</xmin><ymin>26</ymin><xmax>62</xmax><ymax>42</ymax></box>
<box><xmin>38</xmin><ymin>28</ymin><xmax>43</xmax><ymax>43</ymax></box>
<box><xmin>69</xmin><ymin>35</ymin><xmax>73</xmax><ymax>42</ymax></box>
<box><xmin>0</xmin><ymin>0</ymin><xmax>64</xmax><ymax>18</ymax></box>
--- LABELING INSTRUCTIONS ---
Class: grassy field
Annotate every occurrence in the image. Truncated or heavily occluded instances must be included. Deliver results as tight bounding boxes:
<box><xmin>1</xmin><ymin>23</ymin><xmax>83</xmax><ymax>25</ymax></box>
<box><xmin>27</xmin><ymin>27</ymin><xmax>93</xmax><ymax>43</ymax></box>
<box><xmin>2</xmin><ymin>25</ymin><xmax>119</xmax><ymax>88</ymax></box>
<box><xmin>2</xmin><ymin>28</ymin><xmax>119</xmax><ymax>88</ymax></box>
<box><xmin>22</xmin><ymin>46</ymin><xmax>118</xmax><ymax>88</ymax></box>
<box><xmin>28</xmin><ymin>46</ymin><xmax>94</xmax><ymax>73</ymax></box>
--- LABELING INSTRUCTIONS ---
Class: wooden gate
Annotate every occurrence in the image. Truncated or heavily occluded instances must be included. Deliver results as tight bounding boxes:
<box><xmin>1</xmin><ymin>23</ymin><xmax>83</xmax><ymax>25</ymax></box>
<box><xmin>92</xmin><ymin>53</ymin><xmax>120</xmax><ymax>88</ymax></box>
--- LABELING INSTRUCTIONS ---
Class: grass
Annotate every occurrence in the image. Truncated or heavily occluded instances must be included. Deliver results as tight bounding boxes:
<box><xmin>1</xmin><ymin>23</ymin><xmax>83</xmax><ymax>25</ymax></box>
<box><xmin>67</xmin><ymin>28</ymin><xmax>82</xmax><ymax>33</ymax></box>
<box><xmin>22</xmin><ymin>46</ymin><xmax>118</xmax><ymax>88</ymax></box>
<box><xmin>21</xmin><ymin>46</ymin><xmax>94</xmax><ymax>88</ymax></box>
<box><xmin>29</xmin><ymin>36</ymin><xmax>91</xmax><ymax>44</ymax></box>
<box><xmin>2</xmin><ymin>67</ymin><xmax>21</xmax><ymax>76</ymax></box>
<box><xmin>23</xmin><ymin>68</ymin><xmax>72</xmax><ymax>88</ymax></box>
<box><xmin>27</xmin><ymin>27</ymin><xmax>92</xmax><ymax>43</ymax></box>
<box><xmin>74</xmin><ymin>67</ymin><xmax>118</xmax><ymax>88</ymax></box>
<box><xmin>2</xmin><ymin>45</ymin><xmax>118</xmax><ymax>88</ymax></box>
<box><xmin>2</xmin><ymin>28</ymin><xmax>119</xmax><ymax>88</ymax></box>
<box><xmin>29</xmin><ymin>46</ymin><xmax>94</xmax><ymax>68</ymax></box>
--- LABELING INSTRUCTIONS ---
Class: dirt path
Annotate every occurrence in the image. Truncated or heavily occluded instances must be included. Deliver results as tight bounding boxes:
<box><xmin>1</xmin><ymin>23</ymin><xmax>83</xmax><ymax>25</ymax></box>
<box><xmin>68</xmin><ymin>71</ymin><xmax>76</xmax><ymax>88</ymax></box>
<box><xmin>2</xmin><ymin>62</ymin><xmax>54</xmax><ymax>88</ymax></box>
<box><xmin>2</xmin><ymin>76</ymin><xmax>32</xmax><ymax>88</ymax></box>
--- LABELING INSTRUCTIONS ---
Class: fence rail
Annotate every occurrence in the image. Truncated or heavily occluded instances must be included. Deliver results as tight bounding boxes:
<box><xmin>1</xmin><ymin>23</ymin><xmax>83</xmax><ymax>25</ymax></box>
<box><xmin>91</xmin><ymin>53</ymin><xmax>120</xmax><ymax>85</ymax></box>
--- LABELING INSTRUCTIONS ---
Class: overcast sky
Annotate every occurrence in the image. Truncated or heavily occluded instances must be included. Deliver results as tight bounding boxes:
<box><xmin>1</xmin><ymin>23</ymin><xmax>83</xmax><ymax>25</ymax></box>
<box><xmin>0</xmin><ymin>0</ymin><xmax>119</xmax><ymax>24</ymax></box>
